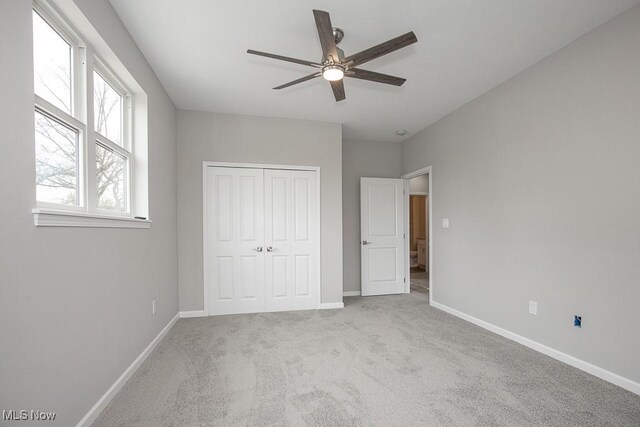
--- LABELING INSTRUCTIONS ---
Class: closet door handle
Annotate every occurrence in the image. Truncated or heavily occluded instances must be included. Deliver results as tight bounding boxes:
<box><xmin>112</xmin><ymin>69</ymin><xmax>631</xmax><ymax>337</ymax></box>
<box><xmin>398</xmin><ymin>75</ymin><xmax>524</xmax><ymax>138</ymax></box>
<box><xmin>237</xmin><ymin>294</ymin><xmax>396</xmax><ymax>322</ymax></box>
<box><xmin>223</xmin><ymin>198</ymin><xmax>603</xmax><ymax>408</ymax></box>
<box><xmin>266</xmin><ymin>246</ymin><xmax>274</xmax><ymax>252</ymax></box>
<box><xmin>362</xmin><ymin>240</ymin><xmax>372</xmax><ymax>245</ymax></box>
<box><xmin>253</xmin><ymin>246</ymin><xmax>263</xmax><ymax>252</ymax></box>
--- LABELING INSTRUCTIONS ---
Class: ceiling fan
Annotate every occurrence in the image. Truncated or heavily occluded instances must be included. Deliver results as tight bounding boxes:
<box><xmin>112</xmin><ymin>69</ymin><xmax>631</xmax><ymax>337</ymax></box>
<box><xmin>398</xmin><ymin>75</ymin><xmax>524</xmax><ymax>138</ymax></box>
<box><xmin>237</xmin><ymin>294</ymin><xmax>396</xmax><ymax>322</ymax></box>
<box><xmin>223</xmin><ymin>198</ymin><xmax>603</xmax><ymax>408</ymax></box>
<box><xmin>247</xmin><ymin>10</ymin><xmax>417</xmax><ymax>102</ymax></box>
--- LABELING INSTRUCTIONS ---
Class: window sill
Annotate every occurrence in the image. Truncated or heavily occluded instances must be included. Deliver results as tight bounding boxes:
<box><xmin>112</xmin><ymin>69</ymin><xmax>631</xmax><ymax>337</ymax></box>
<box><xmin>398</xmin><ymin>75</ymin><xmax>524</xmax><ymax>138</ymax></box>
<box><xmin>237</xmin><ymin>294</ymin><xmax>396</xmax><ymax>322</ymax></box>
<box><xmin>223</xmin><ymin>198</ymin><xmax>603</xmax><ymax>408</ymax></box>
<box><xmin>32</xmin><ymin>208</ymin><xmax>151</xmax><ymax>229</ymax></box>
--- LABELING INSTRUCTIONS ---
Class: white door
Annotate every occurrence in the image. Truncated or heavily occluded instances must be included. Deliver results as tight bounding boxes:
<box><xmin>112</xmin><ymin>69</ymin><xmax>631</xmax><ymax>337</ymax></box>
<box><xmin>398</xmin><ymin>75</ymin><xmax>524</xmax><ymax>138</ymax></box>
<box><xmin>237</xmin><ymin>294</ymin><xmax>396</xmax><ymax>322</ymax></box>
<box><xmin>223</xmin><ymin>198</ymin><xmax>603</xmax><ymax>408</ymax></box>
<box><xmin>360</xmin><ymin>177</ymin><xmax>405</xmax><ymax>296</ymax></box>
<box><xmin>206</xmin><ymin>167</ymin><xmax>265</xmax><ymax>315</ymax></box>
<box><xmin>264</xmin><ymin>169</ymin><xmax>319</xmax><ymax>311</ymax></box>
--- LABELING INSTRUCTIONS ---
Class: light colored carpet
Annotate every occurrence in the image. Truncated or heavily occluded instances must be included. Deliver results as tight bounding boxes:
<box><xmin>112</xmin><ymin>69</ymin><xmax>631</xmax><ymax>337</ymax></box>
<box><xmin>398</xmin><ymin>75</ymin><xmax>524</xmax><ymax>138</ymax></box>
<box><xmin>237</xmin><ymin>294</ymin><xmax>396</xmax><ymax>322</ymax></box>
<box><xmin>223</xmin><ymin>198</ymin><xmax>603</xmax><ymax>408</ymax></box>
<box><xmin>94</xmin><ymin>293</ymin><xmax>640</xmax><ymax>426</ymax></box>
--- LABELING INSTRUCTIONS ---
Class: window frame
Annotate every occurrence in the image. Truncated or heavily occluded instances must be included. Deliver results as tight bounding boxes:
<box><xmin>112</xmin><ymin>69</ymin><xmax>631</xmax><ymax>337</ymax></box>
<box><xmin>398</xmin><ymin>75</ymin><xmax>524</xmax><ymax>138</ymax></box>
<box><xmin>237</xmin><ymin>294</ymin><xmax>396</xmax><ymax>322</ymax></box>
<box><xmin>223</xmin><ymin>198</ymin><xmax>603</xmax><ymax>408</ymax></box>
<box><xmin>32</xmin><ymin>0</ymin><xmax>140</xmax><ymax>222</ymax></box>
<box><xmin>33</xmin><ymin>3</ymin><xmax>78</xmax><ymax>117</ymax></box>
<box><xmin>92</xmin><ymin>60</ymin><xmax>134</xmax><ymax>215</ymax></box>
<box><xmin>33</xmin><ymin>2</ymin><xmax>86</xmax><ymax>211</ymax></box>
<box><xmin>33</xmin><ymin>107</ymin><xmax>84</xmax><ymax>210</ymax></box>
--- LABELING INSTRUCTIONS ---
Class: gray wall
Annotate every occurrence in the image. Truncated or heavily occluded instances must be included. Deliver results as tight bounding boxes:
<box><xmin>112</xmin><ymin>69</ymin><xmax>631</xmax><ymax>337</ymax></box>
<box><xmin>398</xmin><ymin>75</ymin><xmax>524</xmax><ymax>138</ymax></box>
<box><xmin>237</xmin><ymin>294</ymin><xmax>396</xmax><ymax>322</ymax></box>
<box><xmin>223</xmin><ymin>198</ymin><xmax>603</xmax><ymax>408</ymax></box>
<box><xmin>342</xmin><ymin>139</ymin><xmax>402</xmax><ymax>293</ymax></box>
<box><xmin>0</xmin><ymin>0</ymin><xmax>178</xmax><ymax>425</ymax></box>
<box><xmin>177</xmin><ymin>111</ymin><xmax>343</xmax><ymax>309</ymax></box>
<box><xmin>402</xmin><ymin>5</ymin><xmax>640</xmax><ymax>383</ymax></box>
<box><xmin>409</xmin><ymin>175</ymin><xmax>429</xmax><ymax>194</ymax></box>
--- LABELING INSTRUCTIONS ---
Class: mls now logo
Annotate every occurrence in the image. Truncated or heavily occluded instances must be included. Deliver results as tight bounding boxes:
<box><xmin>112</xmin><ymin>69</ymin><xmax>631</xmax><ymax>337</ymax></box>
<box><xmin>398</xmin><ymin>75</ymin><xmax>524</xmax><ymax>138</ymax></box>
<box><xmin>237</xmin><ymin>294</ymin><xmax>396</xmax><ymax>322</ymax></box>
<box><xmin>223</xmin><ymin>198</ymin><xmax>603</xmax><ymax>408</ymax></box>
<box><xmin>3</xmin><ymin>410</ymin><xmax>56</xmax><ymax>421</ymax></box>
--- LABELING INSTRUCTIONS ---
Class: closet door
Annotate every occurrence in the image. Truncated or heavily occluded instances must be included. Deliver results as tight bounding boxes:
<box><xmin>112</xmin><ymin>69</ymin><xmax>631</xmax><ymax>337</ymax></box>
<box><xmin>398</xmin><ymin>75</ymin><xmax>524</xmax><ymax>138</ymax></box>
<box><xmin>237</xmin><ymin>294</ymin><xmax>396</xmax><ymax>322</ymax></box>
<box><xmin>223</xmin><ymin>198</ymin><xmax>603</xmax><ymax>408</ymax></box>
<box><xmin>264</xmin><ymin>170</ymin><xmax>318</xmax><ymax>311</ymax></box>
<box><xmin>206</xmin><ymin>167</ymin><xmax>265</xmax><ymax>315</ymax></box>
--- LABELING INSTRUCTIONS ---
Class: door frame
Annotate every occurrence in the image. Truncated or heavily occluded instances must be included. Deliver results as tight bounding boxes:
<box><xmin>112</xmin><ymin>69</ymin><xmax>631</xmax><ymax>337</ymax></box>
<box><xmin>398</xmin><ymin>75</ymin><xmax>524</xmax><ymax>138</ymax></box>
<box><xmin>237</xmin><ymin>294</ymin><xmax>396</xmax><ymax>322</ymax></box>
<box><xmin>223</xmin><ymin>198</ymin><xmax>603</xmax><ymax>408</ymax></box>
<box><xmin>202</xmin><ymin>161</ymin><xmax>322</xmax><ymax>316</ymax></box>
<box><xmin>402</xmin><ymin>166</ymin><xmax>433</xmax><ymax>305</ymax></box>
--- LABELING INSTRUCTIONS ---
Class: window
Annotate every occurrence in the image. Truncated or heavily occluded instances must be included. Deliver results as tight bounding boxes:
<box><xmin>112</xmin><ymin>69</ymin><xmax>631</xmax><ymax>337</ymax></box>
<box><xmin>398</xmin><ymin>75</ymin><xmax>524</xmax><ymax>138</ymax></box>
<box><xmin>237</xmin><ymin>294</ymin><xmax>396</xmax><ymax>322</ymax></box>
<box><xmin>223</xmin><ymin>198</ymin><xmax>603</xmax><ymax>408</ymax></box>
<box><xmin>35</xmin><ymin>110</ymin><xmax>80</xmax><ymax>205</ymax></box>
<box><xmin>96</xmin><ymin>143</ymin><xmax>127</xmax><ymax>211</ymax></box>
<box><xmin>93</xmin><ymin>67</ymin><xmax>131</xmax><ymax>213</ymax></box>
<box><xmin>33</xmin><ymin>8</ymin><xmax>73</xmax><ymax>115</ymax></box>
<box><xmin>33</xmin><ymin>7</ymin><xmax>81</xmax><ymax>207</ymax></box>
<box><xmin>94</xmin><ymin>70</ymin><xmax>123</xmax><ymax>145</ymax></box>
<box><xmin>32</xmin><ymin>1</ymin><xmax>144</xmax><ymax>226</ymax></box>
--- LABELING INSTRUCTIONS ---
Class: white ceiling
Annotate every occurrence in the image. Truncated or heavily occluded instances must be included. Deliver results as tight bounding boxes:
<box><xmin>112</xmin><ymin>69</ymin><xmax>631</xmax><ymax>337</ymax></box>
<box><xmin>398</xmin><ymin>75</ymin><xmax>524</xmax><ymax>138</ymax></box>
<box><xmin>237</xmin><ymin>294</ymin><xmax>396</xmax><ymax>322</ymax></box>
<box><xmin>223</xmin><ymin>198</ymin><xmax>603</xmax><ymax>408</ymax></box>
<box><xmin>109</xmin><ymin>0</ymin><xmax>639</xmax><ymax>143</ymax></box>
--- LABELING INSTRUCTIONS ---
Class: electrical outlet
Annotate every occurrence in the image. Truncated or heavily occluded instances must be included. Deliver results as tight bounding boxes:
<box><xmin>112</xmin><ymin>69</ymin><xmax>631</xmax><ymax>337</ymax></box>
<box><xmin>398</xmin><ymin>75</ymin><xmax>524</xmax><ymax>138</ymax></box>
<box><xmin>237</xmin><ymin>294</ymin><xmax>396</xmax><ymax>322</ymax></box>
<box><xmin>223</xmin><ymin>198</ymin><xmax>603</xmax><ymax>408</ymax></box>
<box><xmin>442</xmin><ymin>218</ymin><xmax>450</xmax><ymax>229</ymax></box>
<box><xmin>528</xmin><ymin>300</ymin><xmax>538</xmax><ymax>316</ymax></box>
<box><xmin>574</xmin><ymin>315</ymin><xmax>581</xmax><ymax>328</ymax></box>
<box><xmin>152</xmin><ymin>300</ymin><xmax>157</xmax><ymax>315</ymax></box>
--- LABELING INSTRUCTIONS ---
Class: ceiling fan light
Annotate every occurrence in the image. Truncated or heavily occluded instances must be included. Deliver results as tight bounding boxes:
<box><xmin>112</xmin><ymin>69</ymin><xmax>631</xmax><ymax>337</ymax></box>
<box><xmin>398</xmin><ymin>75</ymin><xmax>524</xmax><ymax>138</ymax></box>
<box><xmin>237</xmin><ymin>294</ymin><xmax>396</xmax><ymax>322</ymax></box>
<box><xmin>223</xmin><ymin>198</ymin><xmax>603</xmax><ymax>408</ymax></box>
<box><xmin>322</xmin><ymin>65</ymin><xmax>345</xmax><ymax>81</ymax></box>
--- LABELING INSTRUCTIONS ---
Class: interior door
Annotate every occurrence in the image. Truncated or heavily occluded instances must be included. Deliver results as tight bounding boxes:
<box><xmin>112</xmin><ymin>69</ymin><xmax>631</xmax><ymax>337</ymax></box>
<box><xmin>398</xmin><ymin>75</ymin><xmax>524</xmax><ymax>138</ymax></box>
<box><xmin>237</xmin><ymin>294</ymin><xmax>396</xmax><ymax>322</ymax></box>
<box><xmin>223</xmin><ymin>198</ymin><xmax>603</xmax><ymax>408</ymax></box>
<box><xmin>264</xmin><ymin>169</ymin><xmax>318</xmax><ymax>311</ymax></box>
<box><xmin>206</xmin><ymin>167</ymin><xmax>265</xmax><ymax>315</ymax></box>
<box><xmin>360</xmin><ymin>177</ymin><xmax>405</xmax><ymax>296</ymax></box>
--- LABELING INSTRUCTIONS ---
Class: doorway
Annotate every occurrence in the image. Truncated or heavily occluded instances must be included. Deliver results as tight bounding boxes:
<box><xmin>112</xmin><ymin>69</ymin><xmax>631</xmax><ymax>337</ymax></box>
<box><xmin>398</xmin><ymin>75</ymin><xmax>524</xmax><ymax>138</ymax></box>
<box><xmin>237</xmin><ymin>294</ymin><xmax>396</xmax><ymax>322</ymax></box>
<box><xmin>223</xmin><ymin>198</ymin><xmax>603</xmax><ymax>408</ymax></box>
<box><xmin>409</xmin><ymin>194</ymin><xmax>428</xmax><ymax>294</ymax></box>
<box><xmin>403</xmin><ymin>167</ymin><xmax>433</xmax><ymax>304</ymax></box>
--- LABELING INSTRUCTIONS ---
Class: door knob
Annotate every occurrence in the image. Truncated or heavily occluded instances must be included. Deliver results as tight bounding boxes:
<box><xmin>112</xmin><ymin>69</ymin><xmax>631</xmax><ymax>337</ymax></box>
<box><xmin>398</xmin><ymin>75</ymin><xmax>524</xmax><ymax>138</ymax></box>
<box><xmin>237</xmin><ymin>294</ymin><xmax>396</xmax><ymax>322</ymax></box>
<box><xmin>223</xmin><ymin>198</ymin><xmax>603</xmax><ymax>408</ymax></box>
<box><xmin>362</xmin><ymin>240</ymin><xmax>372</xmax><ymax>245</ymax></box>
<box><xmin>254</xmin><ymin>246</ymin><xmax>263</xmax><ymax>252</ymax></box>
<box><xmin>266</xmin><ymin>246</ymin><xmax>273</xmax><ymax>252</ymax></box>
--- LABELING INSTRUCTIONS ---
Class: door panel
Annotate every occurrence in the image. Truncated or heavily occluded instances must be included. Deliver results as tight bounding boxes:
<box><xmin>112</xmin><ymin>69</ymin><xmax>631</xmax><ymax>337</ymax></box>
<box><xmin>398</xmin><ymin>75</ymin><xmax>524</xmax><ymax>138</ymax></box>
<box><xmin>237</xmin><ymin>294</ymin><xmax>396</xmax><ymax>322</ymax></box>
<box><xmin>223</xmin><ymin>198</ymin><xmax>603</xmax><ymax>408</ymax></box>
<box><xmin>216</xmin><ymin>175</ymin><xmax>233</xmax><ymax>241</ymax></box>
<box><xmin>294</xmin><ymin>178</ymin><xmax>310</xmax><ymax>241</ymax></box>
<box><xmin>217</xmin><ymin>257</ymin><xmax>234</xmax><ymax>300</ymax></box>
<box><xmin>361</xmin><ymin>178</ymin><xmax>405</xmax><ymax>296</ymax></box>
<box><xmin>239</xmin><ymin>176</ymin><xmax>258</xmax><ymax>241</ymax></box>
<box><xmin>272</xmin><ymin>177</ymin><xmax>288</xmax><ymax>242</ymax></box>
<box><xmin>369</xmin><ymin>248</ymin><xmax>398</xmax><ymax>282</ymax></box>
<box><xmin>265</xmin><ymin>170</ymin><xmax>318</xmax><ymax>311</ymax></box>
<box><xmin>271</xmin><ymin>255</ymin><xmax>288</xmax><ymax>298</ymax></box>
<box><xmin>368</xmin><ymin>184</ymin><xmax>397</xmax><ymax>236</ymax></box>
<box><xmin>206</xmin><ymin>167</ymin><xmax>265</xmax><ymax>315</ymax></box>
<box><xmin>295</xmin><ymin>255</ymin><xmax>310</xmax><ymax>296</ymax></box>
<box><xmin>240</xmin><ymin>256</ymin><xmax>258</xmax><ymax>299</ymax></box>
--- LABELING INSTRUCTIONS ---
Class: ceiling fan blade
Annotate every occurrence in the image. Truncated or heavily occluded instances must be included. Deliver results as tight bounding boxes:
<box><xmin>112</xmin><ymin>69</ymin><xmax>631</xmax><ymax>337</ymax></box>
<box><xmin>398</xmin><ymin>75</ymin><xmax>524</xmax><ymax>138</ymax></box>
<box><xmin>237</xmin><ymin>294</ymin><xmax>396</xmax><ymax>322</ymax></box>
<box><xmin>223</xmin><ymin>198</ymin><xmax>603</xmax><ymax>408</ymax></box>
<box><xmin>273</xmin><ymin>72</ymin><xmax>321</xmax><ymax>90</ymax></box>
<box><xmin>343</xmin><ymin>32</ymin><xmax>417</xmax><ymax>67</ymax></box>
<box><xmin>330</xmin><ymin>79</ymin><xmax>346</xmax><ymax>102</ymax></box>
<box><xmin>313</xmin><ymin>10</ymin><xmax>339</xmax><ymax>62</ymax></box>
<box><xmin>346</xmin><ymin>68</ymin><xmax>407</xmax><ymax>86</ymax></box>
<box><xmin>247</xmin><ymin>49</ymin><xmax>322</xmax><ymax>68</ymax></box>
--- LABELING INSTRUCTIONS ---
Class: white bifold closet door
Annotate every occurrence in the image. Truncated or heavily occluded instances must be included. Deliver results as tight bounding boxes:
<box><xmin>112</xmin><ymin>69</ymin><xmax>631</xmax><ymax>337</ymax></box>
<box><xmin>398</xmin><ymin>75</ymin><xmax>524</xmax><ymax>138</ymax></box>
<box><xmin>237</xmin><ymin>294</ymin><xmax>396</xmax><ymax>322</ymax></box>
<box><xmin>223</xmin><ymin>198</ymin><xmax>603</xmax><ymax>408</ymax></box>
<box><xmin>206</xmin><ymin>166</ymin><xmax>318</xmax><ymax>315</ymax></box>
<box><xmin>207</xmin><ymin>167</ymin><xmax>265</xmax><ymax>315</ymax></box>
<box><xmin>264</xmin><ymin>169</ymin><xmax>318</xmax><ymax>312</ymax></box>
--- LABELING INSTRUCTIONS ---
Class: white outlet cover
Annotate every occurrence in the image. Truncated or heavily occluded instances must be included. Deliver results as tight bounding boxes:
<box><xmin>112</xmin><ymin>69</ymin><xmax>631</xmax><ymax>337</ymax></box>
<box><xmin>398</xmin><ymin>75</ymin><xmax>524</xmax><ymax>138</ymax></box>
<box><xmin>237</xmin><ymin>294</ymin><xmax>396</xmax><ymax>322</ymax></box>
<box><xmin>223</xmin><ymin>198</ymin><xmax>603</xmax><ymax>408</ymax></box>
<box><xmin>529</xmin><ymin>300</ymin><xmax>538</xmax><ymax>315</ymax></box>
<box><xmin>442</xmin><ymin>218</ymin><xmax>450</xmax><ymax>229</ymax></box>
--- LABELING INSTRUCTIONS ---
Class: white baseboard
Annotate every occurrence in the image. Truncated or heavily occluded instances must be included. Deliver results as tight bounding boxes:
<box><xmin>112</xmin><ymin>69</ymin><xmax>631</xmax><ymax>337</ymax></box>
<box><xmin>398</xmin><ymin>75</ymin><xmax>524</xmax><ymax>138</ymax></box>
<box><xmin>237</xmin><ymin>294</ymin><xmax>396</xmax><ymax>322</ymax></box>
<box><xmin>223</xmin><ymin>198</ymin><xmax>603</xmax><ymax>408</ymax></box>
<box><xmin>319</xmin><ymin>302</ymin><xmax>344</xmax><ymax>309</ymax></box>
<box><xmin>180</xmin><ymin>310</ymin><xmax>207</xmax><ymax>318</ymax></box>
<box><xmin>183</xmin><ymin>306</ymin><xmax>344</xmax><ymax>315</ymax></box>
<box><xmin>76</xmin><ymin>313</ymin><xmax>179</xmax><ymax>426</ymax></box>
<box><xmin>343</xmin><ymin>291</ymin><xmax>361</xmax><ymax>297</ymax></box>
<box><xmin>431</xmin><ymin>301</ymin><xmax>640</xmax><ymax>396</ymax></box>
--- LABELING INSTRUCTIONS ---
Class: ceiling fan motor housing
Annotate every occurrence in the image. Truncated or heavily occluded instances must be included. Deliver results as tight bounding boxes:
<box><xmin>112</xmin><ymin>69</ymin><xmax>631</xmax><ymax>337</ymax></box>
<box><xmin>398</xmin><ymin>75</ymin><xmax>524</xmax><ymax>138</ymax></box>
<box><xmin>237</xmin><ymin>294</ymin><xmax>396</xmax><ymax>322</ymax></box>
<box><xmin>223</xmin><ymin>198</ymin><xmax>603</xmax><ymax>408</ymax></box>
<box><xmin>324</xmin><ymin>47</ymin><xmax>345</xmax><ymax>64</ymax></box>
<box><xmin>333</xmin><ymin>27</ymin><xmax>344</xmax><ymax>44</ymax></box>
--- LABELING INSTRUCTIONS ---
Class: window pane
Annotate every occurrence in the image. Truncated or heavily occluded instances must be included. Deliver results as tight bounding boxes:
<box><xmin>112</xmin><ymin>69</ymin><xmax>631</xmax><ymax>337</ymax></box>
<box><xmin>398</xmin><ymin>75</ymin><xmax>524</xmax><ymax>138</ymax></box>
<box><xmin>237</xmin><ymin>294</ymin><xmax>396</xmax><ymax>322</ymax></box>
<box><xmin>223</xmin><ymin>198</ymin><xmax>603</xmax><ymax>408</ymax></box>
<box><xmin>96</xmin><ymin>143</ymin><xmax>127</xmax><ymax>211</ymax></box>
<box><xmin>35</xmin><ymin>111</ymin><xmax>79</xmax><ymax>205</ymax></box>
<box><xmin>94</xmin><ymin>71</ymin><xmax>123</xmax><ymax>145</ymax></box>
<box><xmin>33</xmin><ymin>10</ymin><xmax>72</xmax><ymax>114</ymax></box>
